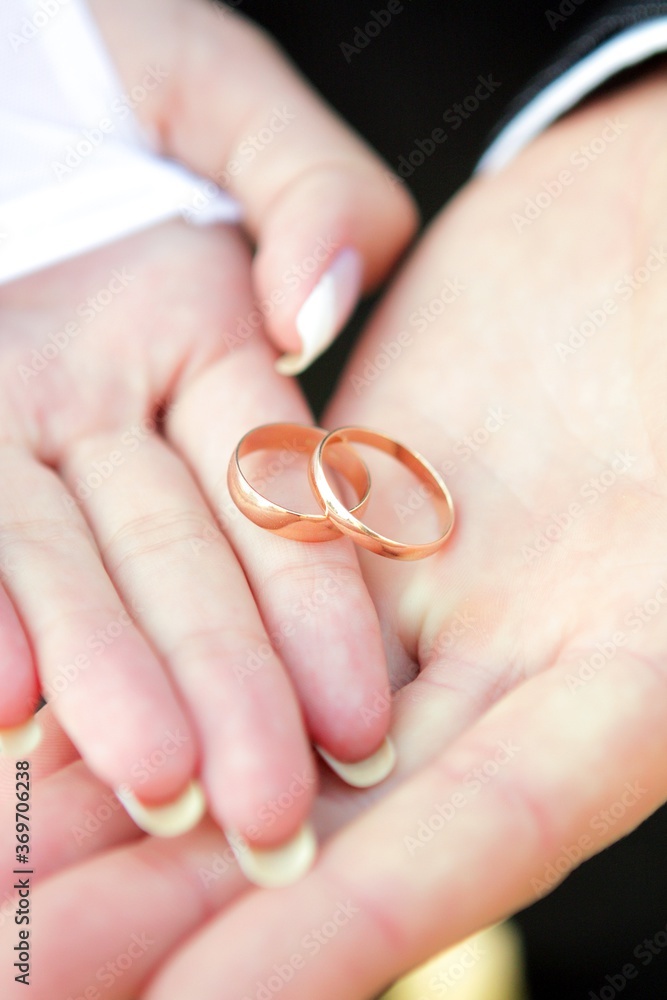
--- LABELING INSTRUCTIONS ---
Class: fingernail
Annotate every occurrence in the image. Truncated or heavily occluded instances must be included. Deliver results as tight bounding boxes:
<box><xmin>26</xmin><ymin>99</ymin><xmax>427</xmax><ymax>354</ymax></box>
<box><xmin>0</xmin><ymin>718</ymin><xmax>42</xmax><ymax>757</ymax></box>
<box><xmin>275</xmin><ymin>246</ymin><xmax>363</xmax><ymax>376</ymax></box>
<box><xmin>316</xmin><ymin>735</ymin><xmax>396</xmax><ymax>788</ymax></box>
<box><xmin>228</xmin><ymin>822</ymin><xmax>317</xmax><ymax>888</ymax></box>
<box><xmin>118</xmin><ymin>779</ymin><xmax>206</xmax><ymax>838</ymax></box>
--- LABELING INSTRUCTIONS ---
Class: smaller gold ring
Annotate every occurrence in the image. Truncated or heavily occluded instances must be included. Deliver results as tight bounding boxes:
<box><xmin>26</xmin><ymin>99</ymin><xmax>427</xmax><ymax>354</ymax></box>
<box><xmin>228</xmin><ymin>423</ymin><xmax>371</xmax><ymax>542</ymax></box>
<box><xmin>309</xmin><ymin>426</ymin><xmax>455</xmax><ymax>560</ymax></box>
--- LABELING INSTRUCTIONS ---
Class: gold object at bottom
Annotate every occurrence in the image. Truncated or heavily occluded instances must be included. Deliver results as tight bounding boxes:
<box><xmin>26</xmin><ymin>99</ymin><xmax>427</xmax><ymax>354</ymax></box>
<box><xmin>380</xmin><ymin>923</ymin><xmax>526</xmax><ymax>1000</ymax></box>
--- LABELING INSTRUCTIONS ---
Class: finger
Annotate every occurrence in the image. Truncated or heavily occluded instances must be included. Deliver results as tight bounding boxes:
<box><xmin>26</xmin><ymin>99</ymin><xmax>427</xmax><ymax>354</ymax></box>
<box><xmin>0</xmin><ymin>705</ymin><xmax>78</xmax><ymax>790</ymax></box>
<box><xmin>1</xmin><ymin>820</ymin><xmax>246</xmax><ymax>1000</ymax></box>
<box><xmin>62</xmin><ymin>426</ymin><xmax>317</xmax><ymax>864</ymax></box>
<box><xmin>143</xmin><ymin>652</ymin><xmax>667</xmax><ymax>1000</ymax></box>
<box><xmin>0</xmin><ymin>445</ymin><xmax>199</xmax><ymax>820</ymax></box>
<box><xmin>0</xmin><ymin>759</ymin><xmax>141</xmax><ymax>898</ymax></box>
<box><xmin>89</xmin><ymin>0</ymin><xmax>418</xmax><ymax>373</ymax></box>
<box><xmin>311</xmin><ymin>623</ymin><xmax>496</xmax><ymax>840</ymax></box>
<box><xmin>167</xmin><ymin>323</ymin><xmax>394</xmax><ymax>784</ymax></box>
<box><xmin>0</xmin><ymin>580</ymin><xmax>40</xmax><ymax>751</ymax></box>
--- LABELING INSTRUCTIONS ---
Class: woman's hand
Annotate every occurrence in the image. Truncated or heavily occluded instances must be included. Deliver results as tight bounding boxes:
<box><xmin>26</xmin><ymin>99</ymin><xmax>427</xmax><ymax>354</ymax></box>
<box><xmin>0</xmin><ymin>706</ymin><xmax>244</xmax><ymax>999</ymax></box>
<box><xmin>88</xmin><ymin>0</ymin><xmax>417</xmax><ymax>373</ymax></box>
<box><xmin>0</xmin><ymin>0</ymin><xmax>417</xmax><ymax>879</ymax></box>
<box><xmin>0</xmin><ymin>217</ymin><xmax>397</xmax><ymax>881</ymax></box>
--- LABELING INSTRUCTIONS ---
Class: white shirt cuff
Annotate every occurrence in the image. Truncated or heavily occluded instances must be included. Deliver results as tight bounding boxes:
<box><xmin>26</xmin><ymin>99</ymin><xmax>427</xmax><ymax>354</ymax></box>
<box><xmin>0</xmin><ymin>0</ymin><xmax>240</xmax><ymax>286</ymax></box>
<box><xmin>478</xmin><ymin>17</ymin><xmax>667</xmax><ymax>173</ymax></box>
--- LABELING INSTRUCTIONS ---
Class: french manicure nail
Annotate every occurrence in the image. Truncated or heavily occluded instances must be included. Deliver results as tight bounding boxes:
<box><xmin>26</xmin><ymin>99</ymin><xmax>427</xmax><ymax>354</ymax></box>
<box><xmin>0</xmin><ymin>718</ymin><xmax>42</xmax><ymax>757</ymax></box>
<box><xmin>316</xmin><ymin>735</ymin><xmax>396</xmax><ymax>788</ymax></box>
<box><xmin>118</xmin><ymin>779</ymin><xmax>206</xmax><ymax>838</ymax></box>
<box><xmin>228</xmin><ymin>822</ymin><xmax>317</xmax><ymax>889</ymax></box>
<box><xmin>275</xmin><ymin>246</ymin><xmax>363</xmax><ymax>376</ymax></box>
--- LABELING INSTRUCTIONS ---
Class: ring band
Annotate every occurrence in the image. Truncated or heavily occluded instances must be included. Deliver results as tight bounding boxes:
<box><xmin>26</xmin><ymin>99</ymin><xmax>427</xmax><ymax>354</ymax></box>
<box><xmin>227</xmin><ymin>423</ymin><xmax>371</xmax><ymax>541</ymax></box>
<box><xmin>309</xmin><ymin>426</ymin><xmax>455</xmax><ymax>560</ymax></box>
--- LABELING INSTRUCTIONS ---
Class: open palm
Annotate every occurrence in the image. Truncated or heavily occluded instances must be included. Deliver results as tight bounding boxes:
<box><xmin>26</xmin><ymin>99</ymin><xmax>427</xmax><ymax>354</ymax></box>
<box><xmin>140</xmin><ymin>66</ymin><xmax>667</xmax><ymax>999</ymax></box>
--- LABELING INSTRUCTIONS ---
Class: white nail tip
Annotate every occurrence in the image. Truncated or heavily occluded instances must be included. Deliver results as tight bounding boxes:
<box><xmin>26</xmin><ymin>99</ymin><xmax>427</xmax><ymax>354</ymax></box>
<box><xmin>316</xmin><ymin>736</ymin><xmax>396</xmax><ymax>788</ymax></box>
<box><xmin>118</xmin><ymin>779</ymin><xmax>206</xmax><ymax>838</ymax></box>
<box><xmin>229</xmin><ymin>822</ymin><xmax>317</xmax><ymax>888</ymax></box>
<box><xmin>0</xmin><ymin>719</ymin><xmax>42</xmax><ymax>756</ymax></box>
<box><xmin>275</xmin><ymin>246</ymin><xmax>363</xmax><ymax>376</ymax></box>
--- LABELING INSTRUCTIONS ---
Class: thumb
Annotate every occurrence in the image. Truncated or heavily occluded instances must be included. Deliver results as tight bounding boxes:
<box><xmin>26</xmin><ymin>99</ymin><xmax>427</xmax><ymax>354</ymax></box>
<box><xmin>90</xmin><ymin>0</ymin><xmax>419</xmax><ymax>374</ymax></box>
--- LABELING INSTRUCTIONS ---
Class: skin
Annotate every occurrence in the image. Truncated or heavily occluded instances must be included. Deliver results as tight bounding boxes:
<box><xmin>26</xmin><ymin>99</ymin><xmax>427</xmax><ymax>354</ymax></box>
<box><xmin>86</xmin><ymin>0</ymin><xmax>417</xmax><ymax>352</ymax></box>
<box><xmin>2</xmin><ymin>7</ymin><xmax>667</xmax><ymax>1000</ymax></box>
<box><xmin>0</xmin><ymin>220</ymin><xmax>402</xmax><ymax>845</ymax></box>
<box><xmin>140</xmin><ymin>68</ymin><xmax>667</xmax><ymax>997</ymax></box>
<box><xmin>0</xmin><ymin>0</ymin><xmax>417</xmax><ymax>849</ymax></box>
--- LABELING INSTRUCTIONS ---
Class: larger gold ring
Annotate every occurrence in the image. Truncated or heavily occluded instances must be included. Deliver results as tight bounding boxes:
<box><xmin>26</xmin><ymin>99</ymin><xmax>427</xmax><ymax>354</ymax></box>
<box><xmin>309</xmin><ymin>426</ymin><xmax>455</xmax><ymax>560</ymax></box>
<box><xmin>227</xmin><ymin>423</ymin><xmax>371</xmax><ymax>541</ymax></box>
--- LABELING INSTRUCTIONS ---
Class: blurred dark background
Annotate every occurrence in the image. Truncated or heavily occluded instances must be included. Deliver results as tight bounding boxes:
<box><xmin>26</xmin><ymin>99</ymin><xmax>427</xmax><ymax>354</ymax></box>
<box><xmin>225</xmin><ymin>3</ymin><xmax>667</xmax><ymax>997</ymax></box>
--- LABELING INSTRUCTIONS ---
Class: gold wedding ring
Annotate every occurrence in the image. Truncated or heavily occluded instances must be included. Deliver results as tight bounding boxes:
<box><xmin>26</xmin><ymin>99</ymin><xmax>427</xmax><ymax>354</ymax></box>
<box><xmin>309</xmin><ymin>426</ymin><xmax>454</xmax><ymax>560</ymax></box>
<box><xmin>229</xmin><ymin>423</ymin><xmax>455</xmax><ymax>559</ymax></box>
<box><xmin>227</xmin><ymin>423</ymin><xmax>371</xmax><ymax>541</ymax></box>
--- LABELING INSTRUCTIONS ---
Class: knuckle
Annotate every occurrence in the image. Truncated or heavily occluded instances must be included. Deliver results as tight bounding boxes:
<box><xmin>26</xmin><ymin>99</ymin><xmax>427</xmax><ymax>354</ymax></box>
<box><xmin>102</xmin><ymin>509</ymin><xmax>221</xmax><ymax>575</ymax></box>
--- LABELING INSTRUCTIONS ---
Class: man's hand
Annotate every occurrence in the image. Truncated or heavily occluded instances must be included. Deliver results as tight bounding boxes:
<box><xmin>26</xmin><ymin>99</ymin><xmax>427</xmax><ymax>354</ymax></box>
<box><xmin>138</xmin><ymin>66</ymin><xmax>667</xmax><ymax>998</ymax></box>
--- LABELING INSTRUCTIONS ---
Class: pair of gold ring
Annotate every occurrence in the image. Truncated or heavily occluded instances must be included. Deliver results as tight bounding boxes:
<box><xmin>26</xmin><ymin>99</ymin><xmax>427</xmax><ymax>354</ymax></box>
<box><xmin>227</xmin><ymin>423</ymin><xmax>455</xmax><ymax>561</ymax></box>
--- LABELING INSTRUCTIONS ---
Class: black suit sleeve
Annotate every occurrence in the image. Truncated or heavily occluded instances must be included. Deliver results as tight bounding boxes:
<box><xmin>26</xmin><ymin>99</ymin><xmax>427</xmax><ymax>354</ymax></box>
<box><xmin>482</xmin><ymin>0</ymin><xmax>667</xmax><ymax>168</ymax></box>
